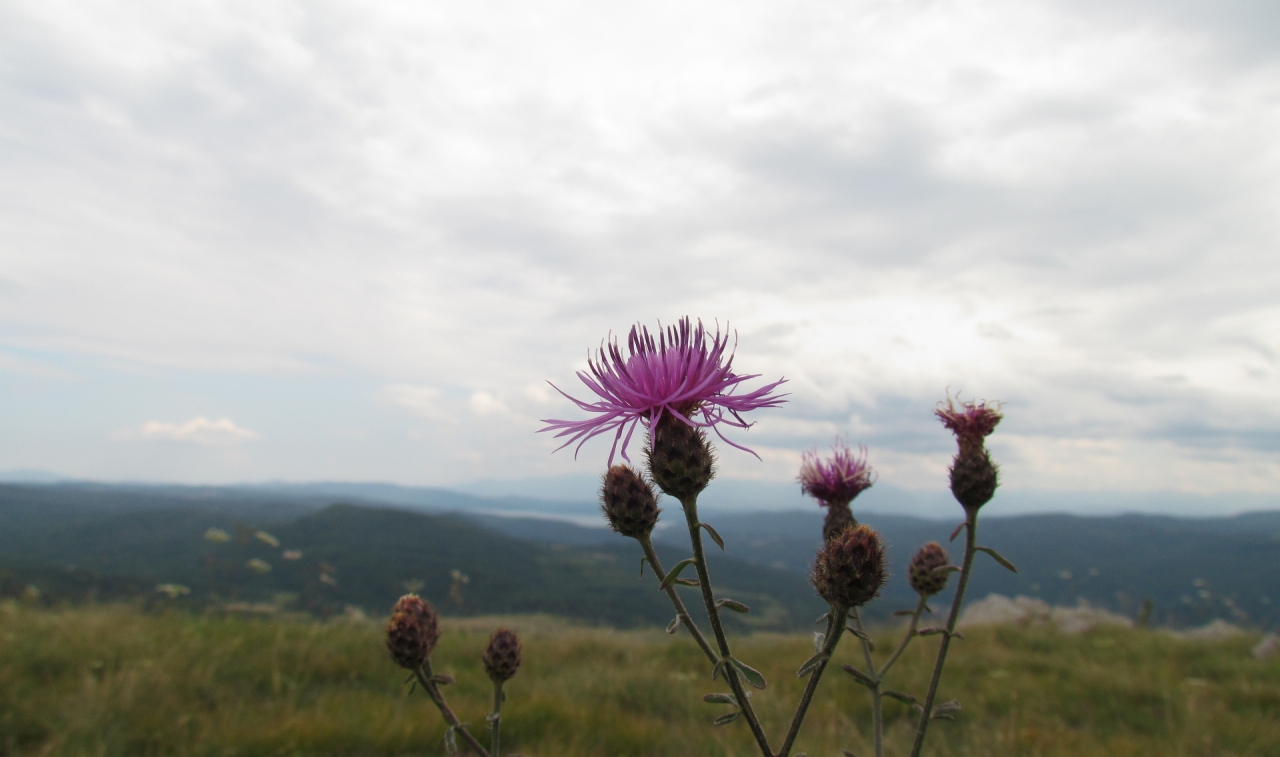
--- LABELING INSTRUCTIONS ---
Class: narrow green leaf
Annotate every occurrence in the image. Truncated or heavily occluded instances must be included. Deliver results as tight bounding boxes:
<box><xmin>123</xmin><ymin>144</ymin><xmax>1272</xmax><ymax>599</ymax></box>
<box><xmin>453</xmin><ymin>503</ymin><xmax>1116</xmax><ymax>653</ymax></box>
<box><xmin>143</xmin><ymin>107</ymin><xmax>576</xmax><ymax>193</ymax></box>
<box><xmin>711</xmin><ymin>658</ymin><xmax>728</xmax><ymax>681</ymax></box>
<box><xmin>846</xmin><ymin>627</ymin><xmax>875</xmax><ymax>652</ymax></box>
<box><xmin>729</xmin><ymin>657</ymin><xmax>768</xmax><ymax>689</ymax></box>
<box><xmin>949</xmin><ymin>521</ymin><xmax>967</xmax><ymax>541</ymax></box>
<box><xmin>977</xmin><ymin>546</ymin><xmax>1018</xmax><ymax>573</ymax></box>
<box><xmin>883</xmin><ymin>690</ymin><xmax>918</xmax><ymax>705</ymax></box>
<box><xmin>893</xmin><ymin>609</ymin><xmax>915</xmax><ymax>617</ymax></box>
<box><xmin>796</xmin><ymin>652</ymin><xmax>828</xmax><ymax>679</ymax></box>
<box><xmin>702</xmin><ymin>693</ymin><xmax>737</xmax><ymax>705</ymax></box>
<box><xmin>442</xmin><ymin>726</ymin><xmax>458</xmax><ymax>755</ymax></box>
<box><xmin>699</xmin><ymin>522</ymin><xmax>726</xmax><ymax>550</ymax></box>
<box><xmin>932</xmin><ymin>565</ymin><xmax>961</xmax><ymax>577</ymax></box>
<box><xmin>673</xmin><ymin>578</ymin><xmax>700</xmax><ymax>586</ymax></box>
<box><xmin>716</xmin><ymin>598</ymin><xmax>750</xmax><ymax>613</ymax></box>
<box><xmin>713</xmin><ymin>711</ymin><xmax>741</xmax><ymax>726</ymax></box>
<box><xmin>659</xmin><ymin>558</ymin><xmax>697</xmax><ymax>590</ymax></box>
<box><xmin>815</xmin><ymin>611</ymin><xmax>830</xmax><ymax>625</ymax></box>
<box><xmin>666</xmin><ymin>616</ymin><xmax>680</xmax><ymax>634</ymax></box>
<box><xmin>813</xmin><ymin>631</ymin><xmax>826</xmax><ymax>653</ymax></box>
<box><xmin>639</xmin><ymin>556</ymin><xmax>648</xmax><ymax>578</ymax></box>
<box><xmin>431</xmin><ymin>674</ymin><xmax>455</xmax><ymax>685</ymax></box>
<box><xmin>840</xmin><ymin>664</ymin><xmax>877</xmax><ymax>689</ymax></box>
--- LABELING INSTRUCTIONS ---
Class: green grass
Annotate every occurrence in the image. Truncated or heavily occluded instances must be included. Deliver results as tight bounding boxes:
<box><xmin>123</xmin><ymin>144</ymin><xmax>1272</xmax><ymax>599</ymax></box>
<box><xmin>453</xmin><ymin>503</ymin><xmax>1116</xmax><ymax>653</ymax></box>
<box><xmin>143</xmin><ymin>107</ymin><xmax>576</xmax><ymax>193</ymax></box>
<box><xmin>2</xmin><ymin>601</ymin><xmax>1278</xmax><ymax>756</ymax></box>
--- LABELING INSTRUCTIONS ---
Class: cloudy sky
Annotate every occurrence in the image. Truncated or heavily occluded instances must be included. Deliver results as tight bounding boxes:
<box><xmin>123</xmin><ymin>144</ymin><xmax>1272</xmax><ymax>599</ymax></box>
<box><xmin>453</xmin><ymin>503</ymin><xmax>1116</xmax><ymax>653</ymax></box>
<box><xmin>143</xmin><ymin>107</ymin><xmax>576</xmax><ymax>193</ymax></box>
<box><xmin>1</xmin><ymin>0</ymin><xmax>1277</xmax><ymax>515</ymax></box>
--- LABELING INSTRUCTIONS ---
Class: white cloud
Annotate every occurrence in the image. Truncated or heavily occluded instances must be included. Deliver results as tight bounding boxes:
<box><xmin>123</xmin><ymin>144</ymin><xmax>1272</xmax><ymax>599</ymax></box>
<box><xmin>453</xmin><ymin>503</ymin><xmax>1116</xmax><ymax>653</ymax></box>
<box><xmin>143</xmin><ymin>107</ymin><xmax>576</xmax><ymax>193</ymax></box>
<box><xmin>114</xmin><ymin>417</ymin><xmax>259</xmax><ymax>447</ymax></box>
<box><xmin>1</xmin><ymin>0</ymin><xmax>1278</xmax><ymax>501</ymax></box>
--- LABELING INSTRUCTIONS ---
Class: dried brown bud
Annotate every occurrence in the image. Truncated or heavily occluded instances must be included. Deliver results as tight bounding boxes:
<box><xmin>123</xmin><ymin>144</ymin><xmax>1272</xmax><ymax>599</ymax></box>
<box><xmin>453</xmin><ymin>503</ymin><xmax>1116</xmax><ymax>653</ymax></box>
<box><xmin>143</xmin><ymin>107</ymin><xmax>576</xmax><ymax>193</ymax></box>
<box><xmin>812</xmin><ymin>524</ymin><xmax>887</xmax><ymax>609</ymax></box>
<box><xmin>483</xmin><ymin>628</ymin><xmax>522</xmax><ymax>684</ymax></box>
<box><xmin>907</xmin><ymin>542</ymin><xmax>952</xmax><ymax>597</ymax></box>
<box><xmin>385</xmin><ymin>594</ymin><xmax>440</xmax><ymax>670</ymax></box>
<box><xmin>822</xmin><ymin>503</ymin><xmax>856</xmax><ymax>543</ymax></box>
<box><xmin>949</xmin><ymin>444</ymin><xmax>999</xmax><ymax>512</ymax></box>
<box><xmin>646</xmin><ymin>412</ymin><xmax>715</xmax><ymax>499</ymax></box>
<box><xmin>601</xmin><ymin>465</ymin><xmax>661</xmax><ymax>538</ymax></box>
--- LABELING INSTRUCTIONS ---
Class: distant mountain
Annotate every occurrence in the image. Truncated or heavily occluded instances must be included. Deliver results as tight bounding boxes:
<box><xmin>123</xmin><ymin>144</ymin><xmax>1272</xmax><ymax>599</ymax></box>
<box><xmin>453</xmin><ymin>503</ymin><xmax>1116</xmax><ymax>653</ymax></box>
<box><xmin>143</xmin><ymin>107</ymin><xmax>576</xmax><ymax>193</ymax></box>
<box><xmin>3</xmin><ymin>481</ymin><xmax>1279</xmax><ymax>629</ymax></box>
<box><xmin>0</xmin><ymin>484</ymin><xmax>823</xmax><ymax>629</ymax></box>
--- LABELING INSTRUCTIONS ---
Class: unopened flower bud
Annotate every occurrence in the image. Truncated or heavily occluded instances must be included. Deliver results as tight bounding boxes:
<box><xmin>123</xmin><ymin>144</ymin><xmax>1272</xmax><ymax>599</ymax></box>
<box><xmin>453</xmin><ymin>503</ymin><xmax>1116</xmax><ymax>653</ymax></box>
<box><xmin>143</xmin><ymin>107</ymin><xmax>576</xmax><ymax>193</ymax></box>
<box><xmin>822</xmin><ymin>503</ymin><xmax>856</xmax><ymax>543</ymax></box>
<box><xmin>811</xmin><ymin>524</ymin><xmax>887</xmax><ymax>609</ymax></box>
<box><xmin>949</xmin><ymin>444</ymin><xmax>998</xmax><ymax>512</ymax></box>
<box><xmin>601</xmin><ymin>465</ymin><xmax>661</xmax><ymax>538</ymax></box>
<box><xmin>646</xmin><ymin>412</ymin><xmax>715</xmax><ymax>499</ymax></box>
<box><xmin>483</xmin><ymin>628</ymin><xmax>522</xmax><ymax>684</ymax></box>
<box><xmin>385</xmin><ymin>594</ymin><xmax>441</xmax><ymax>670</ymax></box>
<box><xmin>908</xmin><ymin>542</ymin><xmax>952</xmax><ymax>597</ymax></box>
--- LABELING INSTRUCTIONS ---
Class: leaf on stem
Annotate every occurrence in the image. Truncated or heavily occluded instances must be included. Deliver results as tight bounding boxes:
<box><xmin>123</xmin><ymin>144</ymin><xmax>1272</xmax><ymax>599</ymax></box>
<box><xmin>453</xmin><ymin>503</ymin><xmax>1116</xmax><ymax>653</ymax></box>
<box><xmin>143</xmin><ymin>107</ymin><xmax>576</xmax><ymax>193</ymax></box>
<box><xmin>882</xmin><ymin>690</ymin><xmax>918</xmax><ymax>705</ymax></box>
<box><xmin>431</xmin><ymin>674</ymin><xmax>455</xmax><ymax>685</ymax></box>
<box><xmin>659</xmin><ymin>558</ymin><xmax>697</xmax><ymax>590</ymax></box>
<box><xmin>713</xmin><ymin>711</ymin><xmax>741</xmax><ymax>726</ymax></box>
<box><xmin>815</xmin><ymin>611</ymin><xmax>831</xmax><ymax>625</ymax></box>
<box><xmin>931</xmin><ymin>565</ymin><xmax>961</xmax><ymax>577</ymax></box>
<box><xmin>813</xmin><ymin>631</ymin><xmax>826</xmax><ymax>652</ymax></box>
<box><xmin>846</xmin><ymin>626</ymin><xmax>875</xmax><ymax>651</ymax></box>
<box><xmin>918</xmin><ymin>627</ymin><xmax>965</xmax><ymax>640</ymax></box>
<box><xmin>977</xmin><ymin>546</ymin><xmax>1019</xmax><ymax>573</ymax></box>
<box><xmin>949</xmin><ymin>521</ymin><xmax>967</xmax><ymax>541</ymax></box>
<box><xmin>893</xmin><ymin>609</ymin><xmax>916</xmax><ymax>617</ymax></box>
<box><xmin>674</xmin><ymin>578</ymin><xmax>700</xmax><ymax>586</ymax></box>
<box><xmin>932</xmin><ymin>699</ymin><xmax>962</xmax><ymax>720</ymax></box>
<box><xmin>796</xmin><ymin>652</ymin><xmax>828</xmax><ymax>678</ymax></box>
<box><xmin>702</xmin><ymin>692</ymin><xmax>737</xmax><ymax>705</ymax></box>
<box><xmin>485</xmin><ymin>712</ymin><xmax>500</xmax><ymax>724</ymax></box>
<box><xmin>711</xmin><ymin>658</ymin><xmax>728</xmax><ymax>681</ymax></box>
<box><xmin>666</xmin><ymin>616</ymin><xmax>681</xmax><ymax>634</ymax></box>
<box><xmin>840</xmin><ymin>664</ymin><xmax>876</xmax><ymax>689</ymax></box>
<box><xmin>716</xmin><ymin>598</ymin><xmax>750</xmax><ymax>613</ymax></box>
<box><xmin>729</xmin><ymin>657</ymin><xmax>768</xmax><ymax>689</ymax></box>
<box><xmin>639</xmin><ymin>556</ymin><xmax>648</xmax><ymax>578</ymax></box>
<box><xmin>442</xmin><ymin>726</ymin><xmax>458</xmax><ymax>755</ymax></box>
<box><xmin>699</xmin><ymin>522</ymin><xmax>725</xmax><ymax>550</ymax></box>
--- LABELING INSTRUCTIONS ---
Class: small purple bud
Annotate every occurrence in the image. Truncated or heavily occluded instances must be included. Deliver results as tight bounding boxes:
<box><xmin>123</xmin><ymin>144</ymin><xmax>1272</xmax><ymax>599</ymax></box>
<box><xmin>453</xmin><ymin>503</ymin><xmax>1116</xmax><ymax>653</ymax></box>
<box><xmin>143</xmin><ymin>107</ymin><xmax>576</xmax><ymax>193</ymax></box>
<box><xmin>385</xmin><ymin>594</ymin><xmax>441</xmax><ymax>670</ymax></box>
<box><xmin>811</xmin><ymin>524</ymin><xmax>887</xmax><ymax>609</ymax></box>
<box><xmin>908</xmin><ymin>542</ymin><xmax>952</xmax><ymax>597</ymax></box>
<box><xmin>483</xmin><ymin>628</ymin><xmax>522</xmax><ymax>684</ymax></box>
<box><xmin>600</xmin><ymin>465</ymin><xmax>661</xmax><ymax>538</ymax></box>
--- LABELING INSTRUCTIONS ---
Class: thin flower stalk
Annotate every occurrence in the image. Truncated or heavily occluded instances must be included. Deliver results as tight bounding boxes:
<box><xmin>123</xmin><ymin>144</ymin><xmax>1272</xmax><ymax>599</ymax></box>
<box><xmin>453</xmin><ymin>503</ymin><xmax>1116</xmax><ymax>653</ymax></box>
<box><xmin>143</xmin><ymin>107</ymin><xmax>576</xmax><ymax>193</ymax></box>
<box><xmin>877</xmin><ymin>594</ymin><xmax>928</xmax><ymax>679</ymax></box>
<box><xmin>679</xmin><ymin>493</ymin><xmax>774</xmax><ymax>757</ymax></box>
<box><xmin>849</xmin><ymin>609</ymin><xmax>885</xmax><ymax>757</ymax></box>
<box><xmin>777</xmin><ymin>606</ymin><xmax>848</xmax><ymax>757</ymax></box>
<box><xmin>636</xmin><ymin>533</ymin><xmax>719</xmax><ymax>665</ymax></box>
<box><xmin>908</xmin><ymin>510</ymin><xmax>979</xmax><ymax>757</ymax></box>
<box><xmin>489</xmin><ymin>682</ymin><xmax>503</xmax><ymax>757</ymax></box>
<box><xmin>414</xmin><ymin>659</ymin><xmax>490</xmax><ymax>757</ymax></box>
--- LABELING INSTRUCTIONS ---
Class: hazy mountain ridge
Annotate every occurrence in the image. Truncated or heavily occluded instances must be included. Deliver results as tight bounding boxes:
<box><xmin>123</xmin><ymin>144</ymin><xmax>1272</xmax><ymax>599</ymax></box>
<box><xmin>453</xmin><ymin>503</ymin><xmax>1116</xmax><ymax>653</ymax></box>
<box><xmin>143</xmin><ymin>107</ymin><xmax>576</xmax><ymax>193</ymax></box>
<box><xmin>3</xmin><ymin>482</ymin><xmax>1279</xmax><ymax>629</ymax></box>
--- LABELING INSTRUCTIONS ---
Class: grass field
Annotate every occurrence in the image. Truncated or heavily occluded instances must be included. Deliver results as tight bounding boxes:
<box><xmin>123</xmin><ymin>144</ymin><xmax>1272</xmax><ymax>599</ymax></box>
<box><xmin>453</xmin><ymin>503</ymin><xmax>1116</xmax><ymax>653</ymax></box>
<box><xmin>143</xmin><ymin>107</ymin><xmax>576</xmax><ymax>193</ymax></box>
<box><xmin>2</xmin><ymin>601</ymin><xmax>1278</xmax><ymax>756</ymax></box>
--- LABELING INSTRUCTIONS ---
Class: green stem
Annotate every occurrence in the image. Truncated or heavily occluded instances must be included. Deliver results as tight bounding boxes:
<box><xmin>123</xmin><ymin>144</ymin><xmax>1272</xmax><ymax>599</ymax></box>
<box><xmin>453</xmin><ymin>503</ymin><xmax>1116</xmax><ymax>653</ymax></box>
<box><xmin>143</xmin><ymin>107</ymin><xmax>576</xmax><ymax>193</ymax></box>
<box><xmin>908</xmin><ymin>509</ymin><xmax>979</xmax><ymax>757</ymax></box>
<box><xmin>877</xmin><ymin>595</ymin><xmax>928</xmax><ymax>680</ymax></box>
<box><xmin>490</xmin><ymin>681</ymin><xmax>503</xmax><ymax>757</ymax></box>
<box><xmin>638</xmin><ymin>534</ymin><xmax>719</xmax><ymax>665</ymax></box>
<box><xmin>851</xmin><ymin>609</ymin><xmax>883</xmax><ymax>757</ymax></box>
<box><xmin>415</xmin><ymin>661</ymin><xmax>490</xmax><ymax>757</ymax></box>
<box><xmin>679</xmin><ymin>493</ymin><xmax>774</xmax><ymax>757</ymax></box>
<box><xmin>777</xmin><ymin>606</ymin><xmax>848</xmax><ymax>757</ymax></box>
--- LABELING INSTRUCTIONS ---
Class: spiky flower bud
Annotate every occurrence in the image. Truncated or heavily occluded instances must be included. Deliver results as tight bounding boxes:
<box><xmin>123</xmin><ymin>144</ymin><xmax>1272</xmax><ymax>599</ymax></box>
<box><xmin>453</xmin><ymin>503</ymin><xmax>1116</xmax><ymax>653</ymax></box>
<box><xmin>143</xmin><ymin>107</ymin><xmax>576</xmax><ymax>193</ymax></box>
<box><xmin>646</xmin><ymin>412</ymin><xmax>715</xmax><ymax>499</ymax></box>
<box><xmin>483</xmin><ymin>628</ymin><xmax>522</xmax><ymax>684</ymax></box>
<box><xmin>907</xmin><ymin>542</ymin><xmax>952</xmax><ymax>597</ymax></box>
<box><xmin>600</xmin><ymin>465</ymin><xmax>661</xmax><ymax>538</ymax></box>
<box><xmin>949</xmin><ymin>444</ymin><xmax>999</xmax><ymax>512</ymax></box>
<box><xmin>385</xmin><ymin>594</ymin><xmax>441</xmax><ymax>670</ymax></box>
<box><xmin>812</xmin><ymin>524</ymin><xmax>887</xmax><ymax>609</ymax></box>
<box><xmin>822</xmin><ymin>503</ymin><xmax>856</xmax><ymax>543</ymax></box>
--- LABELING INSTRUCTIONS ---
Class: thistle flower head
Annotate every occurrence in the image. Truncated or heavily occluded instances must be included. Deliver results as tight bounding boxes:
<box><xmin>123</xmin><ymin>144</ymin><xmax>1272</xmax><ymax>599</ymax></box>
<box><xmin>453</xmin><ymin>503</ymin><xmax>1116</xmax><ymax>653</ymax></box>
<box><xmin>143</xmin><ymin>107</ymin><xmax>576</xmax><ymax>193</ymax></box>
<box><xmin>907</xmin><ymin>542</ymin><xmax>952</xmax><ymax>597</ymax></box>
<box><xmin>935</xmin><ymin>394</ymin><xmax>1002</xmax><ymax>448</ymax></box>
<box><xmin>540</xmin><ymin>317</ymin><xmax>787</xmax><ymax>466</ymax></box>
<box><xmin>600</xmin><ymin>464</ymin><xmax>661</xmax><ymax>538</ymax></box>
<box><xmin>799</xmin><ymin>439</ymin><xmax>875</xmax><ymax>509</ymax></box>
<box><xmin>385</xmin><ymin>594</ymin><xmax>440</xmax><ymax>670</ymax></box>
<box><xmin>811</xmin><ymin>524</ymin><xmax>887</xmax><ymax>609</ymax></box>
<box><xmin>483</xmin><ymin>628</ymin><xmax>522</xmax><ymax>684</ymax></box>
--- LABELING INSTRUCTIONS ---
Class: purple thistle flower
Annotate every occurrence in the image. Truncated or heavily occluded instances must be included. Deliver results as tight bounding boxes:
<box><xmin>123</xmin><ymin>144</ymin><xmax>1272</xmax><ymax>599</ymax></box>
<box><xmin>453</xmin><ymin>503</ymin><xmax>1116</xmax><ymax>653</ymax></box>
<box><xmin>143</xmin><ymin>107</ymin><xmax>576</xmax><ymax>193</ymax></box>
<box><xmin>935</xmin><ymin>393</ymin><xmax>1003</xmax><ymax>446</ymax></box>
<box><xmin>540</xmin><ymin>317</ymin><xmax>787</xmax><ymax>465</ymax></box>
<box><xmin>799</xmin><ymin>438</ymin><xmax>875</xmax><ymax>508</ymax></box>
